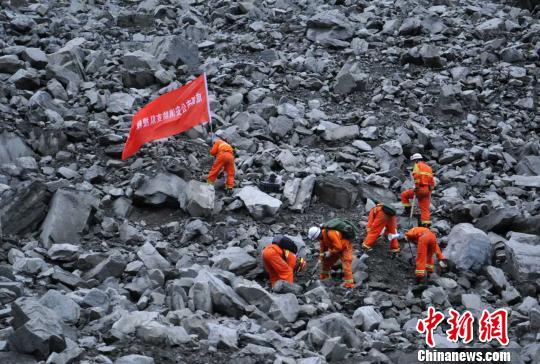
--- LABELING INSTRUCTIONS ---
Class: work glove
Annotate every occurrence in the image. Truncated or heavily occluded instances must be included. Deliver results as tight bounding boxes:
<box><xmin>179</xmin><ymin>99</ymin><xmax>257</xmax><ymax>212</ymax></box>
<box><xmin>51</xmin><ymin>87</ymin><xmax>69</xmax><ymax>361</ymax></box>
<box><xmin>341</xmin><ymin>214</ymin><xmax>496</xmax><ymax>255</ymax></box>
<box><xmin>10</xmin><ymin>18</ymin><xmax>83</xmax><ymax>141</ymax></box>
<box><xmin>438</xmin><ymin>259</ymin><xmax>447</xmax><ymax>269</ymax></box>
<box><xmin>320</xmin><ymin>251</ymin><xmax>332</xmax><ymax>259</ymax></box>
<box><xmin>295</xmin><ymin>257</ymin><xmax>307</xmax><ymax>273</ymax></box>
<box><xmin>388</xmin><ymin>233</ymin><xmax>403</xmax><ymax>241</ymax></box>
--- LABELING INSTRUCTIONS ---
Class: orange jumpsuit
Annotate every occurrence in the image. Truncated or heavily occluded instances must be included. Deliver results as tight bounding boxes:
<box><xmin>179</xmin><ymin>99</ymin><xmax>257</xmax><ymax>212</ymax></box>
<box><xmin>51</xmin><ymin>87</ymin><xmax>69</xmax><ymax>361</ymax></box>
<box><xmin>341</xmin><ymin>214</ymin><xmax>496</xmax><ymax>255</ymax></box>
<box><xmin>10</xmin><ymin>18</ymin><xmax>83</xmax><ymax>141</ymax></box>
<box><xmin>207</xmin><ymin>140</ymin><xmax>235</xmax><ymax>189</ymax></box>
<box><xmin>319</xmin><ymin>229</ymin><xmax>354</xmax><ymax>288</ymax></box>
<box><xmin>262</xmin><ymin>243</ymin><xmax>297</xmax><ymax>287</ymax></box>
<box><xmin>401</xmin><ymin>161</ymin><xmax>435</xmax><ymax>226</ymax></box>
<box><xmin>405</xmin><ymin>227</ymin><xmax>445</xmax><ymax>278</ymax></box>
<box><xmin>362</xmin><ymin>204</ymin><xmax>400</xmax><ymax>252</ymax></box>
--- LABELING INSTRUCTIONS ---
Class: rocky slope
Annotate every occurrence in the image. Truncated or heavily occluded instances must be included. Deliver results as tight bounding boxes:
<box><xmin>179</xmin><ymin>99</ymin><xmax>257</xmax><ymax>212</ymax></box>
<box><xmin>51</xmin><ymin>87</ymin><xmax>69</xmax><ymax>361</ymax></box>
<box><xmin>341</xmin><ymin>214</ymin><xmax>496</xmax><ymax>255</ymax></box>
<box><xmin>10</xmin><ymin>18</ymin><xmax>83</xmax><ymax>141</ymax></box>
<box><xmin>0</xmin><ymin>0</ymin><xmax>539</xmax><ymax>363</ymax></box>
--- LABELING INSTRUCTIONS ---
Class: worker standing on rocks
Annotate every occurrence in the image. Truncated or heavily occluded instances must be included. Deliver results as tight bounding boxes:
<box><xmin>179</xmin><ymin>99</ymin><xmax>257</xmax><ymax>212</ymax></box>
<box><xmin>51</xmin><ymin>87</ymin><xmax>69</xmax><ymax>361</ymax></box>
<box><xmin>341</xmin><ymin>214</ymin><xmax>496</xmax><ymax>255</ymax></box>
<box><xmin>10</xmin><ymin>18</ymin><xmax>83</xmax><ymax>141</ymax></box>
<box><xmin>207</xmin><ymin>136</ymin><xmax>235</xmax><ymax>194</ymax></box>
<box><xmin>401</xmin><ymin>153</ymin><xmax>435</xmax><ymax>227</ymax></box>
<box><xmin>262</xmin><ymin>235</ymin><xmax>306</xmax><ymax>288</ymax></box>
<box><xmin>390</xmin><ymin>227</ymin><xmax>447</xmax><ymax>284</ymax></box>
<box><xmin>308</xmin><ymin>226</ymin><xmax>355</xmax><ymax>289</ymax></box>
<box><xmin>361</xmin><ymin>203</ymin><xmax>400</xmax><ymax>257</ymax></box>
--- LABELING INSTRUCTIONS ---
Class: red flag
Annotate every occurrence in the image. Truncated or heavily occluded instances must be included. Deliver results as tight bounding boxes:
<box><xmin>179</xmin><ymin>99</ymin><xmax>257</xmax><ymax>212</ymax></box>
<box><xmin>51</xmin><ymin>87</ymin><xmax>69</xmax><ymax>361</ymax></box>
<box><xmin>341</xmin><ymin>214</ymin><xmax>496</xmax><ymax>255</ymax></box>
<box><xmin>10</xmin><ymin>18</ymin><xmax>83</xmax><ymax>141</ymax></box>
<box><xmin>121</xmin><ymin>74</ymin><xmax>211</xmax><ymax>160</ymax></box>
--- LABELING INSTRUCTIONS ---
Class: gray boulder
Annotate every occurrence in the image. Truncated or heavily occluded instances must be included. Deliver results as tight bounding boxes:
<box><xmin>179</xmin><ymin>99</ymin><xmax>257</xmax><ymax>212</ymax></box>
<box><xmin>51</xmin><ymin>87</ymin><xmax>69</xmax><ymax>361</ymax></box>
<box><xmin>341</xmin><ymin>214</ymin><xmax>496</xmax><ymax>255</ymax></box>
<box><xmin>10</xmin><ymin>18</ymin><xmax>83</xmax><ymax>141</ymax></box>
<box><xmin>307</xmin><ymin>313</ymin><xmax>360</xmax><ymax>349</ymax></box>
<box><xmin>133</xmin><ymin>173</ymin><xmax>186</xmax><ymax>207</ymax></box>
<box><xmin>268</xmin><ymin>293</ymin><xmax>300</xmax><ymax>323</ymax></box>
<box><xmin>149</xmin><ymin>35</ymin><xmax>199</xmax><ymax>67</ymax></box>
<box><xmin>39</xmin><ymin>290</ymin><xmax>80</xmax><ymax>324</ymax></box>
<box><xmin>0</xmin><ymin>55</ymin><xmax>24</xmax><ymax>74</ymax></box>
<box><xmin>352</xmin><ymin>306</ymin><xmax>383</xmax><ymax>331</ymax></box>
<box><xmin>322</xmin><ymin>124</ymin><xmax>360</xmax><ymax>141</ymax></box>
<box><xmin>47</xmin><ymin>244</ymin><xmax>80</xmax><ymax>261</ymax></box>
<box><xmin>207</xmin><ymin>323</ymin><xmax>238</xmax><ymax>349</ymax></box>
<box><xmin>107</xmin><ymin>92</ymin><xmax>135</xmax><ymax>114</ymax></box>
<box><xmin>333</xmin><ymin>61</ymin><xmax>368</xmax><ymax>95</ymax></box>
<box><xmin>179</xmin><ymin>180</ymin><xmax>215</xmax><ymax>217</ymax></box>
<box><xmin>194</xmin><ymin>269</ymin><xmax>249</xmax><ymax>318</ymax></box>
<box><xmin>306</xmin><ymin>10</ymin><xmax>354</xmax><ymax>47</ymax></box>
<box><xmin>40</xmin><ymin>189</ymin><xmax>97</xmax><ymax>248</ymax></box>
<box><xmin>314</xmin><ymin>176</ymin><xmax>358</xmax><ymax>208</ymax></box>
<box><xmin>85</xmin><ymin>254</ymin><xmax>127</xmax><ymax>282</ymax></box>
<box><xmin>0</xmin><ymin>132</ymin><xmax>35</xmax><ymax>165</ymax></box>
<box><xmin>8</xmin><ymin>298</ymin><xmax>66</xmax><ymax>359</ymax></box>
<box><xmin>476</xmin><ymin>208</ymin><xmax>520</xmax><ymax>233</ymax></box>
<box><xmin>485</xmin><ymin>266</ymin><xmax>509</xmax><ymax>293</ymax></box>
<box><xmin>211</xmin><ymin>247</ymin><xmax>257</xmax><ymax>274</ymax></box>
<box><xmin>234</xmin><ymin>280</ymin><xmax>274</xmax><ymax>312</ymax></box>
<box><xmin>237</xmin><ymin>186</ymin><xmax>282</xmax><ymax>220</ymax></box>
<box><xmin>443</xmin><ymin>223</ymin><xmax>491</xmax><ymax>271</ymax></box>
<box><xmin>137</xmin><ymin>242</ymin><xmax>171</xmax><ymax>271</ymax></box>
<box><xmin>290</xmin><ymin>175</ymin><xmax>316</xmax><ymax>212</ymax></box>
<box><xmin>505</xmin><ymin>232</ymin><xmax>540</xmax><ymax>281</ymax></box>
<box><xmin>0</xmin><ymin>181</ymin><xmax>51</xmax><ymax>236</ymax></box>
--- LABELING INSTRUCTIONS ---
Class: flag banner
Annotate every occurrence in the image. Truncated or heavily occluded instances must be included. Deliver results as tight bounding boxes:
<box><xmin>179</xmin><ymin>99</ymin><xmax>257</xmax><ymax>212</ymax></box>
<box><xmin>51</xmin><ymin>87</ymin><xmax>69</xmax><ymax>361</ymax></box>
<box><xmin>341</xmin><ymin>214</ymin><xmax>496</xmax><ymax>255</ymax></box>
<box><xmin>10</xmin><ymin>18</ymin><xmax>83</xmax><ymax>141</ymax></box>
<box><xmin>121</xmin><ymin>74</ymin><xmax>211</xmax><ymax>160</ymax></box>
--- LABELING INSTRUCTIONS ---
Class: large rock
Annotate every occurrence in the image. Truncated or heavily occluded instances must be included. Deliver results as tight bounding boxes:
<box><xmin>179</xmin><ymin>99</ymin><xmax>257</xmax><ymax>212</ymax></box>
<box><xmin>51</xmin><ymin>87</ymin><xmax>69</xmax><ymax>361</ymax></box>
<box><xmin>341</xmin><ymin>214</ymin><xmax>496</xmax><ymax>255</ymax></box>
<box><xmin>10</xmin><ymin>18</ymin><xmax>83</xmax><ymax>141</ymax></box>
<box><xmin>47</xmin><ymin>37</ymin><xmax>86</xmax><ymax>86</ymax></box>
<box><xmin>111</xmin><ymin>311</ymin><xmax>160</xmax><ymax>340</ymax></box>
<box><xmin>149</xmin><ymin>35</ymin><xmax>199</xmax><ymax>67</ymax></box>
<box><xmin>290</xmin><ymin>175</ymin><xmax>316</xmax><ymax>212</ymax></box>
<box><xmin>485</xmin><ymin>266</ymin><xmax>509</xmax><ymax>293</ymax></box>
<box><xmin>237</xmin><ymin>186</ymin><xmax>282</xmax><ymax>220</ymax></box>
<box><xmin>107</xmin><ymin>92</ymin><xmax>136</xmax><ymax>114</ymax></box>
<box><xmin>179</xmin><ymin>180</ymin><xmax>215</xmax><ymax>217</ymax></box>
<box><xmin>0</xmin><ymin>132</ymin><xmax>35</xmax><ymax>165</ymax></box>
<box><xmin>268</xmin><ymin>293</ymin><xmax>300</xmax><ymax>323</ymax></box>
<box><xmin>509</xmin><ymin>175</ymin><xmax>540</xmax><ymax>188</ymax></box>
<box><xmin>352</xmin><ymin>306</ymin><xmax>383</xmax><ymax>331</ymax></box>
<box><xmin>443</xmin><ymin>223</ymin><xmax>491</xmax><ymax>271</ymax></box>
<box><xmin>40</xmin><ymin>189</ymin><xmax>97</xmax><ymax>248</ymax></box>
<box><xmin>314</xmin><ymin>176</ymin><xmax>358</xmax><ymax>208</ymax></box>
<box><xmin>322</xmin><ymin>124</ymin><xmax>360</xmax><ymax>141</ymax></box>
<box><xmin>475</xmin><ymin>208</ymin><xmax>520</xmax><ymax>233</ymax></box>
<box><xmin>133</xmin><ymin>173</ymin><xmax>186</xmax><ymax>207</ymax></box>
<box><xmin>0</xmin><ymin>181</ymin><xmax>51</xmax><ymax>236</ymax></box>
<box><xmin>39</xmin><ymin>290</ymin><xmax>80</xmax><ymax>324</ymax></box>
<box><xmin>333</xmin><ymin>61</ymin><xmax>369</xmax><ymax>95</ymax></box>
<box><xmin>211</xmin><ymin>247</ymin><xmax>257</xmax><ymax>274</ymax></box>
<box><xmin>307</xmin><ymin>313</ymin><xmax>360</xmax><ymax>349</ymax></box>
<box><xmin>194</xmin><ymin>269</ymin><xmax>249</xmax><ymax>318</ymax></box>
<box><xmin>8</xmin><ymin>298</ymin><xmax>66</xmax><ymax>359</ymax></box>
<box><xmin>47</xmin><ymin>244</ymin><xmax>80</xmax><ymax>262</ymax></box>
<box><xmin>306</xmin><ymin>10</ymin><xmax>354</xmax><ymax>47</ymax></box>
<box><xmin>116</xmin><ymin>355</ymin><xmax>155</xmax><ymax>364</ymax></box>
<box><xmin>516</xmin><ymin>156</ymin><xmax>540</xmax><ymax>176</ymax></box>
<box><xmin>137</xmin><ymin>242</ymin><xmax>171</xmax><ymax>271</ymax></box>
<box><xmin>234</xmin><ymin>280</ymin><xmax>274</xmax><ymax>312</ymax></box>
<box><xmin>505</xmin><ymin>232</ymin><xmax>540</xmax><ymax>281</ymax></box>
<box><xmin>85</xmin><ymin>254</ymin><xmax>127</xmax><ymax>282</ymax></box>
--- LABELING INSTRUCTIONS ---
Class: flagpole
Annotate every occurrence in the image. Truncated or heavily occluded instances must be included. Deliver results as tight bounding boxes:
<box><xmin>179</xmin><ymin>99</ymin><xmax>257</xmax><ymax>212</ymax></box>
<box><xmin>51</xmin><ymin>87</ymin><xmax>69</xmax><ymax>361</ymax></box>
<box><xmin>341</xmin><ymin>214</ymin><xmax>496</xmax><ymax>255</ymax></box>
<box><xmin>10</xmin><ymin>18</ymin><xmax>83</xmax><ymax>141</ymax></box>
<box><xmin>203</xmin><ymin>73</ymin><xmax>213</xmax><ymax>137</ymax></box>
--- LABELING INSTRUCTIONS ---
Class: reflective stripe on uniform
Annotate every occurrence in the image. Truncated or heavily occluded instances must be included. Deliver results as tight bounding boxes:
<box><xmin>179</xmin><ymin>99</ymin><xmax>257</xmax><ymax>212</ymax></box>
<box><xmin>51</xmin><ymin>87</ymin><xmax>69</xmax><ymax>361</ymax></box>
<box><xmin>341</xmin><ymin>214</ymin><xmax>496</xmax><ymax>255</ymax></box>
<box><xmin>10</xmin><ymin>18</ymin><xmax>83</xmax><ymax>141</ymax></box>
<box><xmin>343</xmin><ymin>279</ymin><xmax>354</xmax><ymax>283</ymax></box>
<box><xmin>415</xmin><ymin>270</ymin><xmax>425</xmax><ymax>275</ymax></box>
<box><xmin>390</xmin><ymin>248</ymin><xmax>400</xmax><ymax>253</ymax></box>
<box><xmin>402</xmin><ymin>203</ymin><xmax>411</xmax><ymax>207</ymax></box>
<box><xmin>421</xmin><ymin>220</ymin><xmax>431</xmax><ymax>224</ymax></box>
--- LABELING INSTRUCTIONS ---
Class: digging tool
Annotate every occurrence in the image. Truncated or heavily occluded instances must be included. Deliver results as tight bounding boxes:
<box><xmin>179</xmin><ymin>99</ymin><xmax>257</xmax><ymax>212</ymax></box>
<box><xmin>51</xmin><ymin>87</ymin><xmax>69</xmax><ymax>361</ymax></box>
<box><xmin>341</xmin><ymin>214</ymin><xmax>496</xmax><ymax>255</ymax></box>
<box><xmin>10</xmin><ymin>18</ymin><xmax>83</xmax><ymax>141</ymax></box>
<box><xmin>305</xmin><ymin>259</ymin><xmax>321</xmax><ymax>286</ymax></box>
<box><xmin>403</xmin><ymin>196</ymin><xmax>416</xmax><ymax>266</ymax></box>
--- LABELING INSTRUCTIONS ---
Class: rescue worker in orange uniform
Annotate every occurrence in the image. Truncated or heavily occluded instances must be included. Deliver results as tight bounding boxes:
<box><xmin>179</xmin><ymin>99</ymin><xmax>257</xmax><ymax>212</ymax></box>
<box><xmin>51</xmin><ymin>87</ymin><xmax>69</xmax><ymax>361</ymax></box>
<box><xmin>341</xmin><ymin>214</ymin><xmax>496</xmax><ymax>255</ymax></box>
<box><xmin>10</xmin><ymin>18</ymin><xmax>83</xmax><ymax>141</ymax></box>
<box><xmin>362</xmin><ymin>203</ymin><xmax>400</xmax><ymax>257</ymax></box>
<box><xmin>401</xmin><ymin>153</ymin><xmax>435</xmax><ymax>227</ymax></box>
<box><xmin>207</xmin><ymin>137</ymin><xmax>235</xmax><ymax>193</ymax></box>
<box><xmin>390</xmin><ymin>227</ymin><xmax>447</xmax><ymax>284</ymax></box>
<box><xmin>308</xmin><ymin>226</ymin><xmax>355</xmax><ymax>288</ymax></box>
<box><xmin>262</xmin><ymin>235</ymin><xmax>306</xmax><ymax>288</ymax></box>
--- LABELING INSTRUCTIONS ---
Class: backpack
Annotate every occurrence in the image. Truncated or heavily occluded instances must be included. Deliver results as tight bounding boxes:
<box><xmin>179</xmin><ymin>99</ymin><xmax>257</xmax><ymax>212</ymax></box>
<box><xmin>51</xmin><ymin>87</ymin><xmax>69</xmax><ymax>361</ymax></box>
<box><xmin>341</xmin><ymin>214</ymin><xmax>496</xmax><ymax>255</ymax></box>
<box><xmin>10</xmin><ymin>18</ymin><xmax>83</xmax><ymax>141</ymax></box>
<box><xmin>321</xmin><ymin>218</ymin><xmax>359</xmax><ymax>240</ymax></box>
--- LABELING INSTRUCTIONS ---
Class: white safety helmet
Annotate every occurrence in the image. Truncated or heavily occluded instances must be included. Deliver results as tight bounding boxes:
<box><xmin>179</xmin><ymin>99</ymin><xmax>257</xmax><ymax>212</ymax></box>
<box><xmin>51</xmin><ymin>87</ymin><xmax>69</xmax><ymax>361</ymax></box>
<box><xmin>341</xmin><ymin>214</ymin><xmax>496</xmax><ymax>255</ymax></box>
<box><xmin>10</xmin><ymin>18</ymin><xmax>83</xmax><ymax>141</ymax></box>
<box><xmin>410</xmin><ymin>153</ymin><xmax>423</xmax><ymax>161</ymax></box>
<box><xmin>308</xmin><ymin>226</ymin><xmax>321</xmax><ymax>240</ymax></box>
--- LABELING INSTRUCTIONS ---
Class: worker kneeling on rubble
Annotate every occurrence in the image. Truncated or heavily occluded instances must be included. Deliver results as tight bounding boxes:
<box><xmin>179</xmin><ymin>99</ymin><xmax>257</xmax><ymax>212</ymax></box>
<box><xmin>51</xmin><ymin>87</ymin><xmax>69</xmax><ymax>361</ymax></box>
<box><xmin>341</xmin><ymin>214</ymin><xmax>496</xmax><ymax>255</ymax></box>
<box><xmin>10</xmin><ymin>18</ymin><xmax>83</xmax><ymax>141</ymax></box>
<box><xmin>389</xmin><ymin>227</ymin><xmax>447</xmax><ymax>284</ymax></box>
<box><xmin>262</xmin><ymin>235</ymin><xmax>306</xmax><ymax>288</ymax></box>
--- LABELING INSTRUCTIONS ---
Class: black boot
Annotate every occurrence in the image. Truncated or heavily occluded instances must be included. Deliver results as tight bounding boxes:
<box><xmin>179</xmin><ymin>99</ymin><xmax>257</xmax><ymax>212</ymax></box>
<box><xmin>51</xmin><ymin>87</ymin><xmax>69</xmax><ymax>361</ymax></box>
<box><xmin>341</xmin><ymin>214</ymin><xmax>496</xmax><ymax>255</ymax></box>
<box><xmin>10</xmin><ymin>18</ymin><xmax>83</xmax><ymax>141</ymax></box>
<box><xmin>402</xmin><ymin>206</ymin><xmax>411</xmax><ymax>217</ymax></box>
